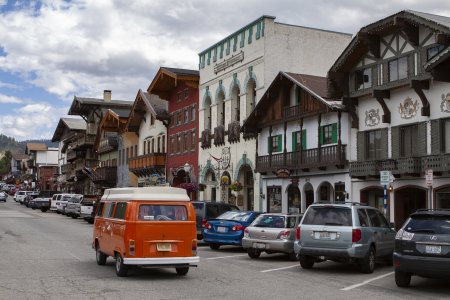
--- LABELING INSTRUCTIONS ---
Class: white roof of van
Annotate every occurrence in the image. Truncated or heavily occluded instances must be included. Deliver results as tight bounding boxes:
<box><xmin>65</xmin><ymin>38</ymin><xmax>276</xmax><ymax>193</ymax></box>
<box><xmin>101</xmin><ymin>187</ymin><xmax>190</xmax><ymax>202</ymax></box>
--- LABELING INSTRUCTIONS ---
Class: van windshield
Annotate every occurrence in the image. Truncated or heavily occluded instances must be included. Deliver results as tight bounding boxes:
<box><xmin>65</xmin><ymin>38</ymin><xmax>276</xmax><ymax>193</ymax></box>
<box><xmin>139</xmin><ymin>205</ymin><xmax>188</xmax><ymax>221</ymax></box>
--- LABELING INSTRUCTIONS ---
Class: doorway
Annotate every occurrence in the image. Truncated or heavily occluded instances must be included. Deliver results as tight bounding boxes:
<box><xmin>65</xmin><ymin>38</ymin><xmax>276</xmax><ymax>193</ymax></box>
<box><xmin>394</xmin><ymin>186</ymin><xmax>426</xmax><ymax>230</ymax></box>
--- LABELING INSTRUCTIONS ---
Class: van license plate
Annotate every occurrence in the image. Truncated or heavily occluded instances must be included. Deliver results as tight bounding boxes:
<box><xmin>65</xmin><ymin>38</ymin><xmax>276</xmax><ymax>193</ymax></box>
<box><xmin>425</xmin><ymin>245</ymin><xmax>441</xmax><ymax>254</ymax></box>
<box><xmin>157</xmin><ymin>243</ymin><xmax>172</xmax><ymax>252</ymax></box>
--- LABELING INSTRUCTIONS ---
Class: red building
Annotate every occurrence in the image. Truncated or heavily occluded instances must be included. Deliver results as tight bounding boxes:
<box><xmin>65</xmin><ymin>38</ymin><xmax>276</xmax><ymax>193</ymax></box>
<box><xmin>148</xmin><ymin>67</ymin><xmax>199</xmax><ymax>198</ymax></box>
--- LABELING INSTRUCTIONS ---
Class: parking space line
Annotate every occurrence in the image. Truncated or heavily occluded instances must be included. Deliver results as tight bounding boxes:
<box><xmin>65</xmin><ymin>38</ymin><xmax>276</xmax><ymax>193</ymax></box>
<box><xmin>260</xmin><ymin>265</ymin><xmax>299</xmax><ymax>273</ymax></box>
<box><xmin>206</xmin><ymin>254</ymin><xmax>248</xmax><ymax>260</ymax></box>
<box><xmin>341</xmin><ymin>271</ymin><xmax>394</xmax><ymax>291</ymax></box>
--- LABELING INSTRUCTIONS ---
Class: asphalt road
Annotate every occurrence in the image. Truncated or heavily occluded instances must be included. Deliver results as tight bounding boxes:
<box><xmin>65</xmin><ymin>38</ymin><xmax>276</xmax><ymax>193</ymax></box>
<box><xmin>1</xmin><ymin>195</ymin><xmax>449</xmax><ymax>300</ymax></box>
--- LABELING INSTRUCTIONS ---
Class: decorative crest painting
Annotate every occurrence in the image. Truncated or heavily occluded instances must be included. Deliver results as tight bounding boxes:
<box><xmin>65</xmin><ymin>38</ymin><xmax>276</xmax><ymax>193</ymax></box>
<box><xmin>365</xmin><ymin>108</ymin><xmax>380</xmax><ymax>127</ymax></box>
<box><xmin>441</xmin><ymin>93</ymin><xmax>450</xmax><ymax>113</ymax></box>
<box><xmin>399</xmin><ymin>97</ymin><xmax>419</xmax><ymax>119</ymax></box>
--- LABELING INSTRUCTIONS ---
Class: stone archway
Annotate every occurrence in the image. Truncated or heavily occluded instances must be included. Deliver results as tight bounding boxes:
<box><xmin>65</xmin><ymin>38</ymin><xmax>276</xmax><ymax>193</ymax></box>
<box><xmin>303</xmin><ymin>182</ymin><xmax>314</xmax><ymax>212</ymax></box>
<box><xmin>317</xmin><ymin>181</ymin><xmax>334</xmax><ymax>202</ymax></box>
<box><xmin>287</xmin><ymin>184</ymin><xmax>301</xmax><ymax>213</ymax></box>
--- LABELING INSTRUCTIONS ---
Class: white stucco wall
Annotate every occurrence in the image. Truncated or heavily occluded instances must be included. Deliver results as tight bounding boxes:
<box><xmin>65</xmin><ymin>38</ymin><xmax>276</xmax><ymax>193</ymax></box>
<box><xmin>36</xmin><ymin>148</ymin><xmax>58</xmax><ymax>165</ymax></box>
<box><xmin>138</xmin><ymin>111</ymin><xmax>167</xmax><ymax>155</ymax></box>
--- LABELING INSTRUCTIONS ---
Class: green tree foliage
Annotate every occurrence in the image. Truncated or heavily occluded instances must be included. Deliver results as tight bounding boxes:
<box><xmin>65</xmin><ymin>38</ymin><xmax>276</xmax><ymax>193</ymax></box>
<box><xmin>0</xmin><ymin>150</ymin><xmax>12</xmax><ymax>174</ymax></box>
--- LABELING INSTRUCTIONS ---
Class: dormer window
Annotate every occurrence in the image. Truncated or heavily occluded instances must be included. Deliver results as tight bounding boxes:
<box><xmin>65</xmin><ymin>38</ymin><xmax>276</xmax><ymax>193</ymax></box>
<box><xmin>388</xmin><ymin>56</ymin><xmax>408</xmax><ymax>82</ymax></box>
<box><xmin>355</xmin><ymin>67</ymin><xmax>372</xmax><ymax>90</ymax></box>
<box><xmin>427</xmin><ymin>44</ymin><xmax>445</xmax><ymax>61</ymax></box>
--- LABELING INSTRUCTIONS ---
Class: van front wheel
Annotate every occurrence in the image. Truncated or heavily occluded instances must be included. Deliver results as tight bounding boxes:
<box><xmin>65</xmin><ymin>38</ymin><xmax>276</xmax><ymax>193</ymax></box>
<box><xmin>115</xmin><ymin>253</ymin><xmax>128</xmax><ymax>277</ymax></box>
<box><xmin>95</xmin><ymin>245</ymin><xmax>107</xmax><ymax>265</ymax></box>
<box><xmin>176</xmin><ymin>267</ymin><xmax>189</xmax><ymax>276</ymax></box>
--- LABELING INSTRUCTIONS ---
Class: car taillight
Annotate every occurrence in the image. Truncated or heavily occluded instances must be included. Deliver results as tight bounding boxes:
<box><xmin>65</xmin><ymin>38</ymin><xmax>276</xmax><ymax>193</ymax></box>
<box><xmin>192</xmin><ymin>240</ymin><xmax>197</xmax><ymax>255</ymax></box>
<box><xmin>352</xmin><ymin>229</ymin><xmax>362</xmax><ymax>243</ymax></box>
<box><xmin>201</xmin><ymin>219</ymin><xmax>207</xmax><ymax>228</ymax></box>
<box><xmin>205</xmin><ymin>222</ymin><xmax>212</xmax><ymax>230</ymax></box>
<box><xmin>278</xmin><ymin>230</ymin><xmax>290</xmax><ymax>240</ymax></box>
<box><xmin>232</xmin><ymin>225</ymin><xmax>245</xmax><ymax>231</ymax></box>
<box><xmin>243</xmin><ymin>228</ymin><xmax>249</xmax><ymax>238</ymax></box>
<box><xmin>129</xmin><ymin>239</ymin><xmax>135</xmax><ymax>256</ymax></box>
<box><xmin>296</xmin><ymin>227</ymin><xmax>301</xmax><ymax>240</ymax></box>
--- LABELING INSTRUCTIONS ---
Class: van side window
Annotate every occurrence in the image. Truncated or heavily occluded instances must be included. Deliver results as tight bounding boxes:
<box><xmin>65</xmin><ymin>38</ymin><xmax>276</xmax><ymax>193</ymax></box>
<box><xmin>114</xmin><ymin>202</ymin><xmax>127</xmax><ymax>219</ymax></box>
<box><xmin>139</xmin><ymin>205</ymin><xmax>187</xmax><ymax>221</ymax></box>
<box><xmin>104</xmin><ymin>202</ymin><xmax>116</xmax><ymax>218</ymax></box>
<box><xmin>96</xmin><ymin>202</ymin><xmax>105</xmax><ymax>217</ymax></box>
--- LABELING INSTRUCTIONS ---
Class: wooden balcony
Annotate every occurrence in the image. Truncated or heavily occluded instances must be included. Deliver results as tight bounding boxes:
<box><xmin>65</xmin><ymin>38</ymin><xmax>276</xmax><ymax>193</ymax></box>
<box><xmin>97</xmin><ymin>136</ymin><xmax>118</xmax><ymax>154</ymax></box>
<box><xmin>66</xmin><ymin>149</ymin><xmax>85</xmax><ymax>162</ymax></box>
<box><xmin>72</xmin><ymin>134</ymin><xmax>96</xmax><ymax>150</ymax></box>
<box><xmin>228</xmin><ymin>121</ymin><xmax>240</xmax><ymax>143</ymax></box>
<box><xmin>201</xmin><ymin>129</ymin><xmax>211</xmax><ymax>149</ymax></box>
<box><xmin>129</xmin><ymin>153</ymin><xmax>166</xmax><ymax>177</ymax></box>
<box><xmin>61</xmin><ymin>163</ymin><xmax>73</xmax><ymax>174</ymax></box>
<box><xmin>282</xmin><ymin>105</ymin><xmax>322</xmax><ymax>121</ymax></box>
<box><xmin>256</xmin><ymin>145</ymin><xmax>347</xmax><ymax>173</ymax></box>
<box><xmin>92</xmin><ymin>166</ymin><xmax>117</xmax><ymax>183</ymax></box>
<box><xmin>422</xmin><ymin>154</ymin><xmax>450</xmax><ymax>174</ymax></box>
<box><xmin>213</xmin><ymin>125</ymin><xmax>225</xmax><ymax>146</ymax></box>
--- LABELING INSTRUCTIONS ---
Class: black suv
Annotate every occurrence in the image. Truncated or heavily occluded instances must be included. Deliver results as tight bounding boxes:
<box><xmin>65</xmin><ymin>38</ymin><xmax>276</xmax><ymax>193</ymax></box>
<box><xmin>192</xmin><ymin>201</ymin><xmax>239</xmax><ymax>240</ymax></box>
<box><xmin>394</xmin><ymin>209</ymin><xmax>450</xmax><ymax>287</ymax></box>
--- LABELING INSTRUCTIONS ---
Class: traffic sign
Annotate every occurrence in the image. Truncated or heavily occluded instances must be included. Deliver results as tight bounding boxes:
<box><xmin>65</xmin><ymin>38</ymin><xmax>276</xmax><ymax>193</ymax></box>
<box><xmin>380</xmin><ymin>170</ymin><xmax>391</xmax><ymax>185</ymax></box>
<box><xmin>425</xmin><ymin>169</ymin><xmax>433</xmax><ymax>187</ymax></box>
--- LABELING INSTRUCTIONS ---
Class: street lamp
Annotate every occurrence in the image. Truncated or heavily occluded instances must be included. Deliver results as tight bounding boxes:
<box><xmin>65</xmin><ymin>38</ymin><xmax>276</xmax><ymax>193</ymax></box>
<box><xmin>183</xmin><ymin>163</ymin><xmax>191</xmax><ymax>183</ymax></box>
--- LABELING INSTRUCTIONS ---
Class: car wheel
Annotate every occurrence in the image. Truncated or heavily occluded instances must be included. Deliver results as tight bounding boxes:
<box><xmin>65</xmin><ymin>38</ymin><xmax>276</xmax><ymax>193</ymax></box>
<box><xmin>209</xmin><ymin>243</ymin><xmax>220</xmax><ymax>250</ymax></box>
<box><xmin>95</xmin><ymin>244</ymin><xmax>107</xmax><ymax>265</ymax></box>
<box><xmin>115</xmin><ymin>253</ymin><xmax>128</xmax><ymax>277</ymax></box>
<box><xmin>299</xmin><ymin>255</ymin><xmax>314</xmax><ymax>269</ymax></box>
<box><xmin>359</xmin><ymin>246</ymin><xmax>376</xmax><ymax>274</ymax></box>
<box><xmin>175</xmin><ymin>267</ymin><xmax>189</xmax><ymax>276</ymax></box>
<box><xmin>247</xmin><ymin>248</ymin><xmax>261</xmax><ymax>259</ymax></box>
<box><xmin>288</xmin><ymin>252</ymin><xmax>298</xmax><ymax>261</ymax></box>
<box><xmin>40</xmin><ymin>208</ymin><xmax>48</xmax><ymax>212</ymax></box>
<box><xmin>395</xmin><ymin>270</ymin><xmax>411</xmax><ymax>287</ymax></box>
<box><xmin>71</xmin><ymin>215</ymin><xmax>77</xmax><ymax>219</ymax></box>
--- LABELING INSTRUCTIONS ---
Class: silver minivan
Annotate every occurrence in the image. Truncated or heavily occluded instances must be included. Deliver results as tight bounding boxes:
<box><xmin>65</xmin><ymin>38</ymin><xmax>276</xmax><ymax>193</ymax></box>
<box><xmin>294</xmin><ymin>202</ymin><xmax>395</xmax><ymax>273</ymax></box>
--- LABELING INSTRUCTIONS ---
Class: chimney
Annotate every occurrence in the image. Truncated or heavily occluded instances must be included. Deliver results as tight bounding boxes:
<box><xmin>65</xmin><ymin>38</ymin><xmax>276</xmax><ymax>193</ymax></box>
<box><xmin>103</xmin><ymin>90</ymin><xmax>111</xmax><ymax>102</ymax></box>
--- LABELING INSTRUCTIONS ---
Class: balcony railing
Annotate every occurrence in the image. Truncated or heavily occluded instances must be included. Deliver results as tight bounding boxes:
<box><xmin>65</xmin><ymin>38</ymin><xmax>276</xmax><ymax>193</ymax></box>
<box><xmin>92</xmin><ymin>166</ymin><xmax>117</xmax><ymax>183</ymax></box>
<box><xmin>97</xmin><ymin>136</ymin><xmax>118</xmax><ymax>154</ymax></box>
<box><xmin>256</xmin><ymin>144</ymin><xmax>347</xmax><ymax>173</ymax></box>
<box><xmin>350</xmin><ymin>154</ymin><xmax>450</xmax><ymax>178</ymax></box>
<box><xmin>128</xmin><ymin>153</ymin><xmax>166</xmax><ymax>176</ymax></box>
<box><xmin>201</xmin><ymin>129</ymin><xmax>211</xmax><ymax>149</ymax></box>
<box><xmin>66</xmin><ymin>149</ymin><xmax>85</xmax><ymax>162</ymax></box>
<box><xmin>228</xmin><ymin>121</ymin><xmax>240</xmax><ymax>143</ymax></box>
<box><xmin>61</xmin><ymin>163</ymin><xmax>73</xmax><ymax>174</ymax></box>
<box><xmin>72</xmin><ymin>134</ymin><xmax>96</xmax><ymax>150</ymax></box>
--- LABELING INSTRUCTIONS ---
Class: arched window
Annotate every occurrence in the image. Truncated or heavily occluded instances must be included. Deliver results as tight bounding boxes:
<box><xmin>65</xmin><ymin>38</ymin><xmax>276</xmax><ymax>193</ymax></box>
<box><xmin>204</xmin><ymin>96</ymin><xmax>212</xmax><ymax>130</ymax></box>
<box><xmin>217</xmin><ymin>91</ymin><xmax>225</xmax><ymax>127</ymax></box>
<box><xmin>231</xmin><ymin>85</ymin><xmax>240</xmax><ymax>122</ymax></box>
<box><xmin>246</xmin><ymin>79</ymin><xmax>256</xmax><ymax>118</ymax></box>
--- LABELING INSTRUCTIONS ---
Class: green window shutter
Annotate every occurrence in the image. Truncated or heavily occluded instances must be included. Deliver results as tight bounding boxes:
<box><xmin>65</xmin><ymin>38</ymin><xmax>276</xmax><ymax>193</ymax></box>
<box><xmin>207</xmin><ymin>51</ymin><xmax>211</xmax><ymax>65</ymax></box>
<box><xmin>302</xmin><ymin>129</ymin><xmax>307</xmax><ymax>150</ymax></box>
<box><xmin>268</xmin><ymin>136</ymin><xmax>271</xmax><ymax>153</ymax></box>
<box><xmin>277</xmin><ymin>135</ymin><xmax>282</xmax><ymax>152</ymax></box>
<box><xmin>213</xmin><ymin>47</ymin><xmax>217</xmax><ymax>62</ymax></box>
<box><xmin>320</xmin><ymin>127</ymin><xmax>324</xmax><ymax>145</ymax></box>
<box><xmin>256</xmin><ymin>21</ymin><xmax>261</xmax><ymax>39</ymax></box>
<box><xmin>226</xmin><ymin>39</ymin><xmax>230</xmax><ymax>55</ymax></box>
<box><xmin>233</xmin><ymin>36</ymin><xmax>237</xmax><ymax>52</ymax></box>
<box><xmin>261</xmin><ymin>19</ymin><xmax>265</xmax><ymax>36</ymax></box>
<box><xmin>240</xmin><ymin>31</ymin><xmax>245</xmax><ymax>48</ymax></box>
<box><xmin>248</xmin><ymin>26</ymin><xmax>253</xmax><ymax>44</ymax></box>
<box><xmin>292</xmin><ymin>132</ymin><xmax>297</xmax><ymax>151</ymax></box>
<box><xmin>332</xmin><ymin>123</ymin><xmax>338</xmax><ymax>143</ymax></box>
<box><xmin>219</xmin><ymin>44</ymin><xmax>223</xmax><ymax>59</ymax></box>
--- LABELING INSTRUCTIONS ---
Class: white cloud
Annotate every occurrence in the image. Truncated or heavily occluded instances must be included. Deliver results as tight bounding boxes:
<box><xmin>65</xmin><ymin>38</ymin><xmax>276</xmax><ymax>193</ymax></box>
<box><xmin>0</xmin><ymin>94</ymin><xmax>23</xmax><ymax>104</ymax></box>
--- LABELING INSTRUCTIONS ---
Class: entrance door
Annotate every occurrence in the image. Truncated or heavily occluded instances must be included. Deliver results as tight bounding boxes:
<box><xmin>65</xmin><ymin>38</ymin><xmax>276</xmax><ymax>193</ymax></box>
<box><xmin>394</xmin><ymin>187</ymin><xmax>426</xmax><ymax>230</ymax></box>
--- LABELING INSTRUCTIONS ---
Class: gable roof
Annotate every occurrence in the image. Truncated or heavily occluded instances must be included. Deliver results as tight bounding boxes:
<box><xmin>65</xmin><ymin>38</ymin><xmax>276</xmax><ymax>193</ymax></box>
<box><xmin>243</xmin><ymin>71</ymin><xmax>342</xmax><ymax>130</ymax></box>
<box><xmin>126</xmin><ymin>90</ymin><xmax>169</xmax><ymax>133</ymax></box>
<box><xmin>94</xmin><ymin>108</ymin><xmax>131</xmax><ymax>149</ymax></box>
<box><xmin>68</xmin><ymin>96</ymin><xmax>133</xmax><ymax>119</ymax></box>
<box><xmin>52</xmin><ymin>118</ymin><xmax>86</xmax><ymax>142</ymax></box>
<box><xmin>25</xmin><ymin>143</ymin><xmax>47</xmax><ymax>153</ymax></box>
<box><xmin>147</xmin><ymin>67</ymin><xmax>199</xmax><ymax>100</ymax></box>
<box><xmin>327</xmin><ymin>10</ymin><xmax>450</xmax><ymax>98</ymax></box>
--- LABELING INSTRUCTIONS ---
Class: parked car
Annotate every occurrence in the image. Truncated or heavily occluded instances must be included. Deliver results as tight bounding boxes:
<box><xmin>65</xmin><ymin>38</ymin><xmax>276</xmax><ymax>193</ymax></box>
<box><xmin>294</xmin><ymin>202</ymin><xmax>395</xmax><ymax>273</ymax></box>
<box><xmin>56</xmin><ymin>194</ymin><xmax>76</xmax><ymax>214</ymax></box>
<box><xmin>80</xmin><ymin>197</ymin><xmax>96</xmax><ymax>223</ymax></box>
<box><xmin>65</xmin><ymin>195</ymin><xmax>84</xmax><ymax>218</ymax></box>
<box><xmin>23</xmin><ymin>193</ymin><xmax>39</xmax><ymax>207</ymax></box>
<box><xmin>242</xmin><ymin>213</ymin><xmax>303</xmax><ymax>260</ymax></box>
<box><xmin>393</xmin><ymin>209</ymin><xmax>450</xmax><ymax>287</ymax></box>
<box><xmin>93</xmin><ymin>187</ymin><xmax>199</xmax><ymax>277</ymax></box>
<box><xmin>203</xmin><ymin>211</ymin><xmax>262</xmax><ymax>250</ymax></box>
<box><xmin>16</xmin><ymin>191</ymin><xmax>35</xmax><ymax>204</ymax></box>
<box><xmin>0</xmin><ymin>191</ymin><xmax>7</xmax><ymax>202</ymax></box>
<box><xmin>9</xmin><ymin>188</ymin><xmax>16</xmax><ymax>196</ymax></box>
<box><xmin>192</xmin><ymin>201</ymin><xmax>240</xmax><ymax>240</ymax></box>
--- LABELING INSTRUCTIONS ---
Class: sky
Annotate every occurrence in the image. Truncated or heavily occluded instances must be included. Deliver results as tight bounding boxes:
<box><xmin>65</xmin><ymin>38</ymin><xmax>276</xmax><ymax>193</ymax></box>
<box><xmin>0</xmin><ymin>0</ymin><xmax>449</xmax><ymax>141</ymax></box>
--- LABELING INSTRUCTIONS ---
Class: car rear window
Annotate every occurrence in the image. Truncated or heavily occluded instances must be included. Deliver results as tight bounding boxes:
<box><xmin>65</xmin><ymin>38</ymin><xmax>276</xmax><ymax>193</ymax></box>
<box><xmin>138</xmin><ymin>205</ymin><xmax>188</xmax><ymax>221</ymax></box>
<box><xmin>302</xmin><ymin>206</ymin><xmax>353</xmax><ymax>226</ymax></box>
<box><xmin>216</xmin><ymin>211</ymin><xmax>253</xmax><ymax>222</ymax></box>
<box><xmin>252</xmin><ymin>215</ymin><xmax>286</xmax><ymax>228</ymax></box>
<box><xmin>404</xmin><ymin>215</ymin><xmax>450</xmax><ymax>234</ymax></box>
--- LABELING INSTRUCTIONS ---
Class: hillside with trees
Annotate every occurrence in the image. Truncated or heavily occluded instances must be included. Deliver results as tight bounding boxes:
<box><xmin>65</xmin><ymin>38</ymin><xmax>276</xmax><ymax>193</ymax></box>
<box><xmin>0</xmin><ymin>134</ymin><xmax>58</xmax><ymax>155</ymax></box>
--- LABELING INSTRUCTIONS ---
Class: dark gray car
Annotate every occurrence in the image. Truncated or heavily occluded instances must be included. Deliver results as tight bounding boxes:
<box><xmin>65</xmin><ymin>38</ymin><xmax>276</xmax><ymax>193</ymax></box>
<box><xmin>242</xmin><ymin>213</ymin><xmax>303</xmax><ymax>260</ymax></box>
<box><xmin>294</xmin><ymin>202</ymin><xmax>395</xmax><ymax>273</ymax></box>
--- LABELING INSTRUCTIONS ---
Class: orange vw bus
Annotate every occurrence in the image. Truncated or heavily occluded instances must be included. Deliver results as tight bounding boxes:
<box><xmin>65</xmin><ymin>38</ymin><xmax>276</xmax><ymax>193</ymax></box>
<box><xmin>92</xmin><ymin>187</ymin><xmax>199</xmax><ymax>277</ymax></box>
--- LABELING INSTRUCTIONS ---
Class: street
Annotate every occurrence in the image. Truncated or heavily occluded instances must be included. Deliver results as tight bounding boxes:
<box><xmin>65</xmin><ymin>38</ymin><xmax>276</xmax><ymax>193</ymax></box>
<box><xmin>1</xmin><ymin>196</ymin><xmax>449</xmax><ymax>300</ymax></box>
